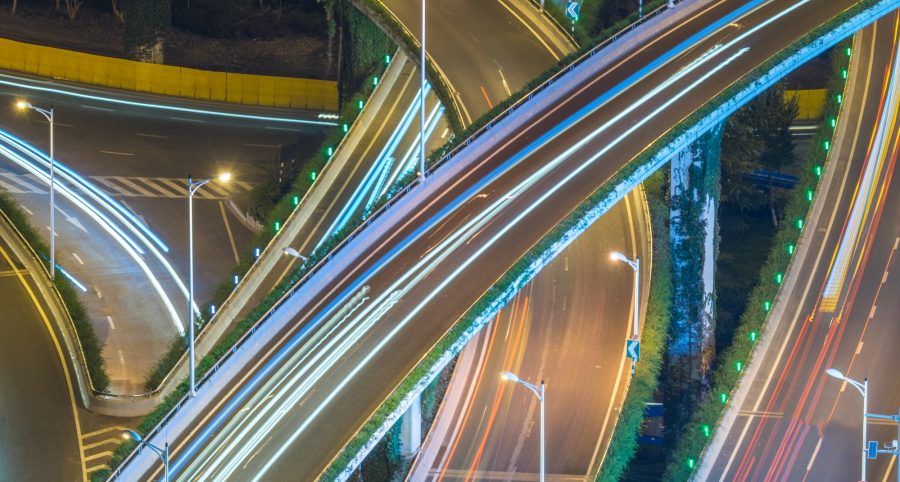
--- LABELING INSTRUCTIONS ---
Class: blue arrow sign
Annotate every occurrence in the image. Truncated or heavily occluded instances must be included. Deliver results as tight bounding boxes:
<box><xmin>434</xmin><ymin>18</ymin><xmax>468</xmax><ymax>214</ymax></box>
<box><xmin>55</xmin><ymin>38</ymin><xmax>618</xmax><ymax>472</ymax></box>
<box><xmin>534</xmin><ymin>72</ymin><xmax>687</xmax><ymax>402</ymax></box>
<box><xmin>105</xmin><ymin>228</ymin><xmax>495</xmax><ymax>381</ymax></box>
<box><xmin>566</xmin><ymin>1</ymin><xmax>580</xmax><ymax>21</ymax></box>
<box><xmin>626</xmin><ymin>339</ymin><xmax>640</xmax><ymax>361</ymax></box>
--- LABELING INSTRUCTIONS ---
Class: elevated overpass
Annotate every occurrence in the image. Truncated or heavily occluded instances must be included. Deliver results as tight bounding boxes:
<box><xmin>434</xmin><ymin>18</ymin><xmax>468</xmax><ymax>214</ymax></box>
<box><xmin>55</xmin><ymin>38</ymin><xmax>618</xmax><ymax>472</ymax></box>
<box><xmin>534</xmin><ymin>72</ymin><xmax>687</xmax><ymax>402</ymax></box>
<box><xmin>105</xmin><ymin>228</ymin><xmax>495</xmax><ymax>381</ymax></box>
<box><xmin>111</xmin><ymin>0</ymin><xmax>900</xmax><ymax>480</ymax></box>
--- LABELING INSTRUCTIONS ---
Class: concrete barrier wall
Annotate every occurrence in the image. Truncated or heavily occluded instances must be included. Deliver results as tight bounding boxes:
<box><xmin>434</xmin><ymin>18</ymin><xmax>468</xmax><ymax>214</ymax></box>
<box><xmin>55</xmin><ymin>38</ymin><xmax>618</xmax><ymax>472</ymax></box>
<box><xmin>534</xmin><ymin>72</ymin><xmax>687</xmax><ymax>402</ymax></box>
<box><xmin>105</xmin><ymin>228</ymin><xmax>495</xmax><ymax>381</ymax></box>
<box><xmin>0</xmin><ymin>37</ymin><xmax>339</xmax><ymax>111</ymax></box>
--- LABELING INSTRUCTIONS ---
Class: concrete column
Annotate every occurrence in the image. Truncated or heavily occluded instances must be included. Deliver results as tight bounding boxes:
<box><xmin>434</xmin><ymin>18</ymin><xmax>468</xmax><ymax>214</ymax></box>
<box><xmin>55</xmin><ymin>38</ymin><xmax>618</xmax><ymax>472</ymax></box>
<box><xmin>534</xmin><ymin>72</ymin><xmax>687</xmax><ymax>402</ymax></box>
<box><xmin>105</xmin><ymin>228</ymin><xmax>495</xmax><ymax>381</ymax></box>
<box><xmin>667</xmin><ymin>123</ymin><xmax>723</xmax><ymax>412</ymax></box>
<box><xmin>399</xmin><ymin>392</ymin><xmax>422</xmax><ymax>458</ymax></box>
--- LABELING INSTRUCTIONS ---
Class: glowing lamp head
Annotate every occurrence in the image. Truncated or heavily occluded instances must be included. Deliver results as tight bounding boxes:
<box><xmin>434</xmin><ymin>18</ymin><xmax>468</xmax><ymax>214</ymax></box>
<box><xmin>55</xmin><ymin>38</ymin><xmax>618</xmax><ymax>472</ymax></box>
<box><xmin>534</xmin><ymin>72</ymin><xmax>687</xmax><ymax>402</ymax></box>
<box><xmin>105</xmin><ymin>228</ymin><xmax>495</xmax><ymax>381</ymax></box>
<box><xmin>610</xmin><ymin>251</ymin><xmax>629</xmax><ymax>263</ymax></box>
<box><xmin>217</xmin><ymin>172</ymin><xmax>232</xmax><ymax>183</ymax></box>
<box><xmin>122</xmin><ymin>430</ymin><xmax>143</xmax><ymax>442</ymax></box>
<box><xmin>15</xmin><ymin>100</ymin><xmax>30</xmax><ymax>111</ymax></box>
<box><xmin>500</xmin><ymin>371</ymin><xmax>519</xmax><ymax>383</ymax></box>
<box><xmin>825</xmin><ymin>368</ymin><xmax>845</xmax><ymax>380</ymax></box>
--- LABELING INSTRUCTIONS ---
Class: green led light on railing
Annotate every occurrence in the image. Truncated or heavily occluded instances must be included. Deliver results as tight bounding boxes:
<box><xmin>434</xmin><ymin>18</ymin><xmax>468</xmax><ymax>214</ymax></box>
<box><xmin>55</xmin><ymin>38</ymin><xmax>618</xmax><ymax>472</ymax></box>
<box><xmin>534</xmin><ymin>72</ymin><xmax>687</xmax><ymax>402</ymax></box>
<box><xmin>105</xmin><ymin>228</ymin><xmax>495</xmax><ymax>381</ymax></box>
<box><xmin>384</xmin><ymin>54</ymin><xmax>391</xmax><ymax>65</ymax></box>
<box><xmin>749</xmin><ymin>331</ymin><xmax>758</xmax><ymax>342</ymax></box>
<box><xmin>764</xmin><ymin>300</ymin><xmax>771</xmax><ymax>312</ymax></box>
<box><xmin>787</xmin><ymin>243</ymin><xmax>795</xmax><ymax>255</ymax></box>
<box><xmin>274</xmin><ymin>221</ymin><xmax>281</xmax><ymax>232</ymax></box>
<box><xmin>830</xmin><ymin>117</ymin><xmax>836</xmax><ymax>128</ymax></box>
<box><xmin>702</xmin><ymin>424</ymin><xmax>711</xmax><ymax>437</ymax></box>
<box><xmin>836</xmin><ymin>94</ymin><xmax>842</xmax><ymax>104</ymax></box>
<box><xmin>814</xmin><ymin>165</ymin><xmax>823</xmax><ymax>177</ymax></box>
<box><xmin>842</xmin><ymin>69</ymin><xmax>848</xmax><ymax>79</ymax></box>
<box><xmin>373</xmin><ymin>76</ymin><xmax>379</xmax><ymax>86</ymax></box>
<box><xmin>775</xmin><ymin>272</ymin><xmax>783</xmax><ymax>284</ymax></box>
<box><xmin>846</xmin><ymin>47</ymin><xmax>852</xmax><ymax>57</ymax></box>
<box><xmin>823</xmin><ymin>140</ymin><xmax>831</xmax><ymax>151</ymax></box>
<box><xmin>292</xmin><ymin>195</ymin><xmax>299</xmax><ymax>206</ymax></box>
<box><xmin>358</xmin><ymin>99</ymin><xmax>364</xmax><ymax>110</ymax></box>
<box><xmin>327</xmin><ymin>146</ymin><xmax>334</xmax><ymax>157</ymax></box>
<box><xmin>720</xmin><ymin>393</ymin><xmax>728</xmax><ymax>404</ymax></box>
<box><xmin>806</xmin><ymin>188</ymin><xmax>814</xmax><ymax>202</ymax></box>
<box><xmin>233</xmin><ymin>275</ymin><xmax>239</xmax><ymax>285</ymax></box>
<box><xmin>342</xmin><ymin>123</ymin><xmax>349</xmax><ymax>133</ymax></box>
<box><xmin>687</xmin><ymin>457</ymin><xmax>697</xmax><ymax>469</ymax></box>
<box><xmin>735</xmin><ymin>361</ymin><xmax>744</xmax><ymax>372</ymax></box>
<box><xmin>796</xmin><ymin>218</ymin><xmax>804</xmax><ymax>230</ymax></box>
<box><xmin>309</xmin><ymin>171</ymin><xmax>317</xmax><ymax>182</ymax></box>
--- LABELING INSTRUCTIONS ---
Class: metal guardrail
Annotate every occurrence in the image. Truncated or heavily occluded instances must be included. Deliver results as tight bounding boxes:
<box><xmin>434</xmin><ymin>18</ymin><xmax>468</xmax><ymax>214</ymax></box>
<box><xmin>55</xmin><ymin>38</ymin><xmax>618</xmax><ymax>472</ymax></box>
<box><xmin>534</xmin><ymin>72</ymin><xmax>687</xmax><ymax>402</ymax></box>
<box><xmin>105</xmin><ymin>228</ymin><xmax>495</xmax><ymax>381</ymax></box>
<box><xmin>107</xmin><ymin>3</ymin><xmax>684</xmax><ymax>478</ymax></box>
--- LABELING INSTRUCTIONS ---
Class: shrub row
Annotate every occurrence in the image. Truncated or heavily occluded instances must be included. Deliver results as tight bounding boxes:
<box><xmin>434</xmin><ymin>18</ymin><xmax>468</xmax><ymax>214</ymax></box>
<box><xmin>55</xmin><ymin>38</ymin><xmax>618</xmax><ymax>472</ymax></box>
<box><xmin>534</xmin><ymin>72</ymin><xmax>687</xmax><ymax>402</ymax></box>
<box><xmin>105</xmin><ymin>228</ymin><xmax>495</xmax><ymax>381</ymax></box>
<box><xmin>595</xmin><ymin>172</ymin><xmax>672</xmax><ymax>481</ymax></box>
<box><xmin>0</xmin><ymin>189</ymin><xmax>110</xmax><ymax>393</ymax></box>
<box><xmin>660</xmin><ymin>37</ymin><xmax>854</xmax><ymax>482</ymax></box>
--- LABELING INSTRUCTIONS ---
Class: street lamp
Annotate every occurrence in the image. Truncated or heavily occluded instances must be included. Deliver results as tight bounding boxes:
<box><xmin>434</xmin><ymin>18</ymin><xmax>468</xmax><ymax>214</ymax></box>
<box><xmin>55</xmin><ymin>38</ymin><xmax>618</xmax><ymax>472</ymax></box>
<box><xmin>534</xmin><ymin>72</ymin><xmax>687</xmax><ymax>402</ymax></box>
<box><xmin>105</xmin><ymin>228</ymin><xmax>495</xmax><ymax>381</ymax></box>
<box><xmin>419</xmin><ymin>0</ymin><xmax>427</xmax><ymax>183</ymax></box>
<box><xmin>611</xmin><ymin>251</ymin><xmax>640</xmax><ymax>338</ymax></box>
<box><xmin>122</xmin><ymin>430</ymin><xmax>168</xmax><ymax>482</ymax></box>
<box><xmin>186</xmin><ymin>172</ymin><xmax>231</xmax><ymax>397</ymax></box>
<box><xmin>825</xmin><ymin>368</ymin><xmax>868</xmax><ymax>481</ymax></box>
<box><xmin>16</xmin><ymin>100</ymin><xmax>56</xmax><ymax>279</ymax></box>
<box><xmin>501</xmin><ymin>371</ymin><xmax>545</xmax><ymax>482</ymax></box>
<box><xmin>282</xmin><ymin>247</ymin><xmax>308</xmax><ymax>262</ymax></box>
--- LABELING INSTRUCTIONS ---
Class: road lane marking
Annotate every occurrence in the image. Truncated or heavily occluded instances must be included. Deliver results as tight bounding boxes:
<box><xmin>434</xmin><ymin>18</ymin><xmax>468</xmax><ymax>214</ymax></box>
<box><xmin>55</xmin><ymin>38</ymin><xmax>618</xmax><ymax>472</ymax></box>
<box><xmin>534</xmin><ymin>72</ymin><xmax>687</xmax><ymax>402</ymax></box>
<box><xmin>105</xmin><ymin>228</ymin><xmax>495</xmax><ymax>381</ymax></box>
<box><xmin>85</xmin><ymin>451</ymin><xmax>113</xmax><ymax>462</ymax></box>
<box><xmin>856</xmin><ymin>341</ymin><xmax>863</xmax><ymax>354</ymax></box>
<box><xmin>882</xmin><ymin>456</ymin><xmax>896</xmax><ymax>482</ymax></box>
<box><xmin>219</xmin><ymin>201</ymin><xmax>240</xmax><ymax>264</ymax></box>
<box><xmin>441</xmin><ymin>128</ymin><xmax>449</xmax><ymax>139</ymax></box>
<box><xmin>72</xmin><ymin>252</ymin><xmax>84</xmax><ymax>265</ymax></box>
<box><xmin>135</xmin><ymin>133</ymin><xmax>169</xmax><ymax>139</ymax></box>
<box><xmin>94</xmin><ymin>286</ymin><xmax>102</xmax><ymax>299</ymax></box>
<box><xmin>498</xmin><ymin>68</ymin><xmax>513</xmax><ymax>97</ymax></box>
<box><xmin>243</xmin><ymin>143</ymin><xmax>280</xmax><ymax>149</ymax></box>
<box><xmin>737</xmin><ymin>410</ymin><xmax>784</xmax><ymax>418</ymax></box>
<box><xmin>806</xmin><ymin>437</ymin><xmax>822</xmax><ymax>472</ymax></box>
<box><xmin>170</xmin><ymin>116</ymin><xmax>206</xmax><ymax>123</ymax></box>
<box><xmin>118</xmin><ymin>350</ymin><xmax>125</xmax><ymax>366</ymax></box>
<box><xmin>83</xmin><ymin>437</ymin><xmax>122</xmax><ymax>450</ymax></box>
<box><xmin>883</xmin><ymin>271</ymin><xmax>889</xmax><ymax>283</ymax></box>
<box><xmin>0</xmin><ymin>269</ymin><xmax>28</xmax><ymax>278</ymax></box>
<box><xmin>100</xmin><ymin>150</ymin><xmax>134</xmax><ymax>156</ymax></box>
<box><xmin>264</xmin><ymin>126</ymin><xmax>301</xmax><ymax>132</ymax></box>
<box><xmin>869</xmin><ymin>305</ymin><xmax>877</xmax><ymax>319</ymax></box>
<box><xmin>81</xmin><ymin>105</ymin><xmax>113</xmax><ymax>112</ymax></box>
<box><xmin>0</xmin><ymin>172</ymin><xmax>46</xmax><ymax>193</ymax></box>
<box><xmin>21</xmin><ymin>206</ymin><xmax>32</xmax><ymax>215</ymax></box>
<box><xmin>107</xmin><ymin>316</ymin><xmax>115</xmax><ymax>330</ymax></box>
<box><xmin>135</xmin><ymin>177</ymin><xmax>181</xmax><ymax>197</ymax></box>
<box><xmin>80</xmin><ymin>426</ymin><xmax>131</xmax><ymax>439</ymax></box>
<box><xmin>894</xmin><ymin>237</ymin><xmax>899</xmax><ymax>250</ymax></box>
<box><xmin>0</xmin><ymin>237</ymin><xmax>87</xmax><ymax>480</ymax></box>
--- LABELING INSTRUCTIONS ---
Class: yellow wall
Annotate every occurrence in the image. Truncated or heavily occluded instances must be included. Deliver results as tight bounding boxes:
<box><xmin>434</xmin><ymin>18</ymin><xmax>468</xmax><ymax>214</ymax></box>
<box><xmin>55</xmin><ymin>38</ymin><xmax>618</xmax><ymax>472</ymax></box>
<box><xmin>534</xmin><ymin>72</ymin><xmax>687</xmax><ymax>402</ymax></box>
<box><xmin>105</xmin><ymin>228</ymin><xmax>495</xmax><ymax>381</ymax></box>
<box><xmin>784</xmin><ymin>89</ymin><xmax>827</xmax><ymax>121</ymax></box>
<box><xmin>0</xmin><ymin>38</ymin><xmax>339</xmax><ymax>112</ymax></box>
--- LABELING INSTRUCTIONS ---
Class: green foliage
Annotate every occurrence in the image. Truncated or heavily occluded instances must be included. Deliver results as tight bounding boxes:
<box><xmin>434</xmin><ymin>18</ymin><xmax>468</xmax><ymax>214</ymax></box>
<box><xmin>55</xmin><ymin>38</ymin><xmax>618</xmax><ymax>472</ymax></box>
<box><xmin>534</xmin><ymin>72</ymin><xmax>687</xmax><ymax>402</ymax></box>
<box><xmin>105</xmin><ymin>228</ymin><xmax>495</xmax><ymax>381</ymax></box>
<box><xmin>596</xmin><ymin>172</ymin><xmax>673</xmax><ymax>481</ymax></box>
<box><xmin>661</xmin><ymin>33</ymin><xmax>853</xmax><ymax>482</ymax></box>
<box><xmin>122</xmin><ymin>0</ymin><xmax>172</xmax><ymax>55</ymax></box>
<box><xmin>339</xmin><ymin>0</ymin><xmax>395</xmax><ymax>98</ymax></box>
<box><xmin>0</xmin><ymin>189</ymin><xmax>110</xmax><ymax>393</ymax></box>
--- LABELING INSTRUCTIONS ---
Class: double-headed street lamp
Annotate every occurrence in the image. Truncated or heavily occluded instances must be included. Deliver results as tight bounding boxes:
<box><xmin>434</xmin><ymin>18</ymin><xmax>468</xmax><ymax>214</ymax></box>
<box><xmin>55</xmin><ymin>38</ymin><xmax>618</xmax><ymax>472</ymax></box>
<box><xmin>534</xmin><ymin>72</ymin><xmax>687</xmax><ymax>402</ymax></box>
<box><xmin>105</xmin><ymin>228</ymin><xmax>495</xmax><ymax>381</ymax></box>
<box><xmin>122</xmin><ymin>430</ymin><xmax>168</xmax><ymax>482</ymax></box>
<box><xmin>187</xmin><ymin>172</ymin><xmax>231</xmax><ymax>397</ymax></box>
<box><xmin>501</xmin><ymin>371</ymin><xmax>545</xmax><ymax>482</ymax></box>
<box><xmin>16</xmin><ymin>100</ymin><xmax>56</xmax><ymax>278</ymax></box>
<box><xmin>825</xmin><ymin>368</ymin><xmax>868</xmax><ymax>481</ymax></box>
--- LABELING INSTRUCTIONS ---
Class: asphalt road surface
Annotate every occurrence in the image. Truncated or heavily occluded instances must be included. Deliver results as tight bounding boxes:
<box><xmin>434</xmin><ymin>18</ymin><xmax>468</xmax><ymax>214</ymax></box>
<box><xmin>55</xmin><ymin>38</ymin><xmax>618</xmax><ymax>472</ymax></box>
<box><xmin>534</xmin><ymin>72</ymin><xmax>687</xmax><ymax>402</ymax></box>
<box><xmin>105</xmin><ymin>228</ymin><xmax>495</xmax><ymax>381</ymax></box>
<box><xmin>122</xmin><ymin>1</ymin><xmax>890</xmax><ymax>480</ymax></box>
<box><xmin>702</xmin><ymin>15</ymin><xmax>900</xmax><ymax>481</ymax></box>
<box><xmin>408</xmin><ymin>188</ymin><xmax>650</xmax><ymax>481</ymax></box>
<box><xmin>382</xmin><ymin>0</ymin><xmax>575</xmax><ymax>123</ymax></box>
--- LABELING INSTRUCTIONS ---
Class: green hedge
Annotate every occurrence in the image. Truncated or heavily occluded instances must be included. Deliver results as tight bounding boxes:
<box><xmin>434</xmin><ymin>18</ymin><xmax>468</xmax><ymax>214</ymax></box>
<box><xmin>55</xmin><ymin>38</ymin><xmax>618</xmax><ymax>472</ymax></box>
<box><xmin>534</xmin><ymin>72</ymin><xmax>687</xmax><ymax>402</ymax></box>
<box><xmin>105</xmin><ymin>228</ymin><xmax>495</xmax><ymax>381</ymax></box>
<box><xmin>661</xmin><ymin>38</ymin><xmax>853</xmax><ymax>482</ymax></box>
<box><xmin>0</xmin><ymin>189</ymin><xmax>110</xmax><ymax>393</ymax></box>
<box><xmin>596</xmin><ymin>172</ymin><xmax>672</xmax><ymax>481</ymax></box>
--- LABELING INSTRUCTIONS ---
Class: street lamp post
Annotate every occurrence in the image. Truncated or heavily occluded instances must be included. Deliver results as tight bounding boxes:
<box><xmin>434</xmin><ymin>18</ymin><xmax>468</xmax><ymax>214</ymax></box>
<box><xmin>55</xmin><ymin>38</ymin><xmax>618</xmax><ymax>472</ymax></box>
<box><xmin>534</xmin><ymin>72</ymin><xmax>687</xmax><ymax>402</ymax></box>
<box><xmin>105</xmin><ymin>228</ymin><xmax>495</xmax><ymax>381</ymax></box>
<box><xmin>611</xmin><ymin>251</ymin><xmax>640</xmax><ymax>338</ymax></box>
<box><xmin>16</xmin><ymin>100</ymin><xmax>56</xmax><ymax>278</ymax></box>
<box><xmin>187</xmin><ymin>172</ymin><xmax>231</xmax><ymax>397</ymax></box>
<box><xmin>122</xmin><ymin>430</ymin><xmax>168</xmax><ymax>482</ymax></box>
<box><xmin>825</xmin><ymin>368</ymin><xmax>868</xmax><ymax>481</ymax></box>
<box><xmin>501</xmin><ymin>371</ymin><xmax>545</xmax><ymax>482</ymax></box>
<box><xmin>419</xmin><ymin>0</ymin><xmax>427</xmax><ymax>183</ymax></box>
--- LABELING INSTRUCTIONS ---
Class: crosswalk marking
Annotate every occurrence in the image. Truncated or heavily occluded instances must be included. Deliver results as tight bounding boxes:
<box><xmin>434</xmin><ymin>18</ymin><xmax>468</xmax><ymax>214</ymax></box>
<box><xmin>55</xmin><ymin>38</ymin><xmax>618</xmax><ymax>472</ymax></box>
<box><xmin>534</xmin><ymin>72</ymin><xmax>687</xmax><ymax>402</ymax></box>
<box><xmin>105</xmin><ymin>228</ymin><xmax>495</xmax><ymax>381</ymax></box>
<box><xmin>0</xmin><ymin>171</ymin><xmax>254</xmax><ymax>199</ymax></box>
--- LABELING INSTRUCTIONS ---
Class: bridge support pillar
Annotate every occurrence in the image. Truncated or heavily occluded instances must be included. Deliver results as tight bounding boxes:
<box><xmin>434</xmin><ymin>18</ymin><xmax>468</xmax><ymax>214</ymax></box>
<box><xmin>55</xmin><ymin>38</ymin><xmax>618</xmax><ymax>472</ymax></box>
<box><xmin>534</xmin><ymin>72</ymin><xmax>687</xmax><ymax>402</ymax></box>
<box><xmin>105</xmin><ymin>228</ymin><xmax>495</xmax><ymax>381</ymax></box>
<box><xmin>667</xmin><ymin>123</ymin><xmax>723</xmax><ymax>414</ymax></box>
<box><xmin>399</xmin><ymin>392</ymin><xmax>422</xmax><ymax>458</ymax></box>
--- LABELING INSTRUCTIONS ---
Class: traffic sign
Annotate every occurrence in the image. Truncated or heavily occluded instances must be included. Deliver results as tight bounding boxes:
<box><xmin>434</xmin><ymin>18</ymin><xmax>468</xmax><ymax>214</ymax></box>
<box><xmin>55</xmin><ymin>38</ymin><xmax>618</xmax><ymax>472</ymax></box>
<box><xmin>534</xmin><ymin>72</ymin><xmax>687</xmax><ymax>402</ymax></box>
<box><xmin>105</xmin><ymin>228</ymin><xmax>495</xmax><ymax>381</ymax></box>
<box><xmin>566</xmin><ymin>1</ymin><xmax>580</xmax><ymax>21</ymax></box>
<box><xmin>867</xmin><ymin>440</ymin><xmax>878</xmax><ymax>459</ymax></box>
<box><xmin>626</xmin><ymin>339</ymin><xmax>640</xmax><ymax>361</ymax></box>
